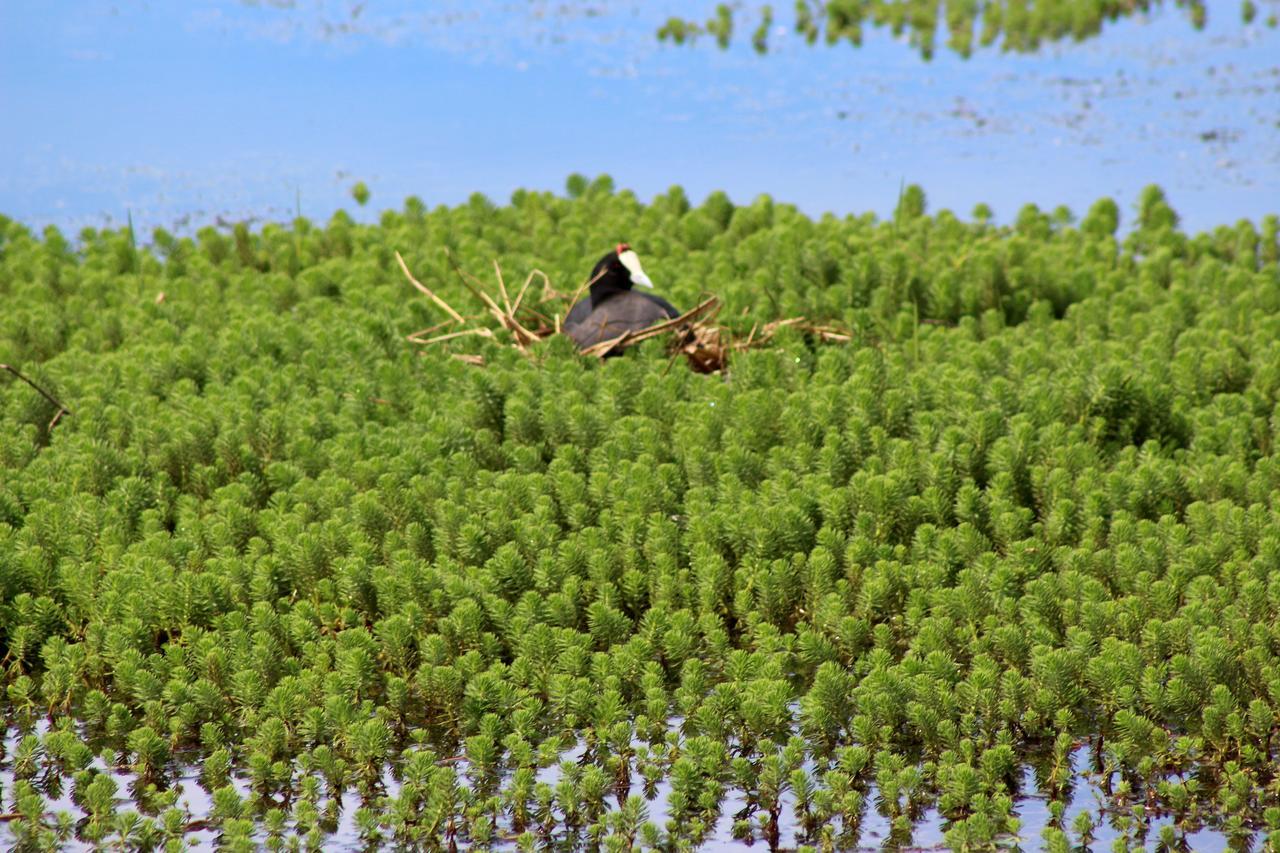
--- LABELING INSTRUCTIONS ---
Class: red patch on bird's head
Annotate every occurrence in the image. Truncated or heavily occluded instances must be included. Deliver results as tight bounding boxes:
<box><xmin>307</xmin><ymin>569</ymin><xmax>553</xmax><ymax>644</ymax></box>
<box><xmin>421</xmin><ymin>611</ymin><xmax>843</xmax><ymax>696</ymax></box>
<box><xmin>616</xmin><ymin>243</ymin><xmax>631</xmax><ymax>255</ymax></box>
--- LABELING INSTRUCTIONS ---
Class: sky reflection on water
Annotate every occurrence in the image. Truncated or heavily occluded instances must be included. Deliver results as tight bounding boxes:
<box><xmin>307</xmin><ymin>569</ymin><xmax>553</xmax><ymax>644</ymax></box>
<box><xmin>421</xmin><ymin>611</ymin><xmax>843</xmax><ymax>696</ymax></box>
<box><xmin>1</xmin><ymin>1</ymin><xmax>1277</xmax><ymax>235</ymax></box>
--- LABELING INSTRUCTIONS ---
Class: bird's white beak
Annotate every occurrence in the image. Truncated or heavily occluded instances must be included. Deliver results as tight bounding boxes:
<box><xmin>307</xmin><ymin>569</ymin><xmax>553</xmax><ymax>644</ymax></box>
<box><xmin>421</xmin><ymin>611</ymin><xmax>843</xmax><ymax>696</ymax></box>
<box><xmin>619</xmin><ymin>249</ymin><xmax>654</xmax><ymax>288</ymax></box>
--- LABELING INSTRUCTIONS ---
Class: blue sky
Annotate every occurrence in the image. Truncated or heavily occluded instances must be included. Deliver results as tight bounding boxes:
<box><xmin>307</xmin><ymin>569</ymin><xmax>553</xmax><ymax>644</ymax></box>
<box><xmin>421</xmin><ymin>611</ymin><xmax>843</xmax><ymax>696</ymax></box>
<box><xmin>2</xmin><ymin>1</ymin><xmax>1277</xmax><ymax>235</ymax></box>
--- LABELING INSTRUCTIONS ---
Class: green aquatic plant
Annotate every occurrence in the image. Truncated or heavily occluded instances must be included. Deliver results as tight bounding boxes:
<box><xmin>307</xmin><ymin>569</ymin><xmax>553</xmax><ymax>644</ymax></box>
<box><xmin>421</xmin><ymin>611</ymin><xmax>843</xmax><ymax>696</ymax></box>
<box><xmin>660</xmin><ymin>0</ymin><xmax>1234</xmax><ymax>58</ymax></box>
<box><xmin>2</xmin><ymin>178</ymin><xmax>1280</xmax><ymax>847</ymax></box>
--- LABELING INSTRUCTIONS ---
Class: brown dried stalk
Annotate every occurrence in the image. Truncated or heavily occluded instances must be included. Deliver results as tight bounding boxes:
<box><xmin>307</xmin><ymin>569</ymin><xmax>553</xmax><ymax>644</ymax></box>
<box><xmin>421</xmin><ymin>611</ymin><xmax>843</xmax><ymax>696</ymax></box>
<box><xmin>405</xmin><ymin>319</ymin><xmax>457</xmax><ymax>344</ymax></box>
<box><xmin>414</xmin><ymin>328</ymin><xmax>495</xmax><ymax>346</ymax></box>
<box><xmin>561</xmin><ymin>266</ymin><xmax>609</xmax><ymax>323</ymax></box>
<box><xmin>1</xmin><ymin>363</ymin><xmax>72</xmax><ymax>431</ymax></box>
<box><xmin>395</xmin><ymin>251</ymin><xmax>465</xmax><ymax>324</ymax></box>
<box><xmin>402</xmin><ymin>252</ymin><xmax>548</xmax><ymax>354</ymax></box>
<box><xmin>512</xmin><ymin>269</ymin><xmax>550</xmax><ymax>316</ymax></box>
<box><xmin>494</xmin><ymin>260</ymin><xmax>513</xmax><ymax>316</ymax></box>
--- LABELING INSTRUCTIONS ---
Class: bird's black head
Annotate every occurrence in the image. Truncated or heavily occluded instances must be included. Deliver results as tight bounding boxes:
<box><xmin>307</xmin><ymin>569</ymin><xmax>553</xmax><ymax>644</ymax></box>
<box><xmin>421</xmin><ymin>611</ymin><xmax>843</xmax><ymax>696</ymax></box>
<box><xmin>587</xmin><ymin>243</ymin><xmax>654</xmax><ymax>306</ymax></box>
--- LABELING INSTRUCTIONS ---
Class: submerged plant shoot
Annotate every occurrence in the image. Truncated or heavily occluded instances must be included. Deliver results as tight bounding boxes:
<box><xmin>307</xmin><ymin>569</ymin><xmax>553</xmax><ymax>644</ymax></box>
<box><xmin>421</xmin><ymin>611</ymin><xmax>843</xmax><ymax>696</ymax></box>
<box><xmin>2</xmin><ymin>178</ymin><xmax>1280</xmax><ymax>849</ymax></box>
<box><xmin>659</xmin><ymin>0</ymin><xmax>1271</xmax><ymax>58</ymax></box>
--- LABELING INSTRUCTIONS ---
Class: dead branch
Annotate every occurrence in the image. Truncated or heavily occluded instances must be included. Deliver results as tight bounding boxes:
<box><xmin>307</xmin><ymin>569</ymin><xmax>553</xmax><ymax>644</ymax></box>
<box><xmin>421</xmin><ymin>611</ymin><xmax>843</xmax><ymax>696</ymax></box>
<box><xmin>405</xmin><ymin>319</ymin><xmax>458</xmax><ymax>343</ymax></box>
<box><xmin>413</xmin><ymin>328</ymin><xmax>495</xmax><ymax>346</ymax></box>
<box><xmin>406</xmin><ymin>250</ymin><xmax>547</xmax><ymax>354</ymax></box>
<box><xmin>564</xmin><ymin>267</ymin><xmax>608</xmax><ymax>316</ymax></box>
<box><xmin>1</xmin><ymin>363</ymin><xmax>72</xmax><ymax>429</ymax></box>
<box><xmin>444</xmin><ymin>248</ymin><xmax>504</xmax><ymax>308</ymax></box>
<box><xmin>580</xmin><ymin>330</ymin><xmax>633</xmax><ymax>359</ymax></box>
<box><xmin>512</xmin><ymin>269</ymin><xmax>550</xmax><ymax>316</ymax></box>
<box><xmin>395</xmin><ymin>251</ymin><xmax>465</xmax><ymax>323</ymax></box>
<box><xmin>494</xmin><ymin>260</ymin><xmax>512</xmax><ymax>316</ymax></box>
<box><xmin>794</xmin><ymin>322</ymin><xmax>853</xmax><ymax>342</ymax></box>
<box><xmin>447</xmin><ymin>256</ymin><xmax>522</xmax><ymax>335</ymax></box>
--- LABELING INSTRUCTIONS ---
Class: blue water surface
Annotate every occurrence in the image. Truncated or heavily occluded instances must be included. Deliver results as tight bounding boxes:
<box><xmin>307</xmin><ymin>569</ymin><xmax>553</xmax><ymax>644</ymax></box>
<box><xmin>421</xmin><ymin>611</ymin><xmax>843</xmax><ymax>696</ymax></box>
<box><xmin>1</xmin><ymin>1</ymin><xmax>1277</xmax><ymax>235</ymax></box>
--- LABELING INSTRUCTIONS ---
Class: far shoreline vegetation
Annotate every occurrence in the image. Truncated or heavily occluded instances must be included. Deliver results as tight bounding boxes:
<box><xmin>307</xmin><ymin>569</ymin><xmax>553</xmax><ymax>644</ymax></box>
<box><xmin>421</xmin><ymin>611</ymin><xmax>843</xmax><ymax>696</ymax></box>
<box><xmin>658</xmin><ymin>0</ymin><xmax>1276</xmax><ymax>58</ymax></box>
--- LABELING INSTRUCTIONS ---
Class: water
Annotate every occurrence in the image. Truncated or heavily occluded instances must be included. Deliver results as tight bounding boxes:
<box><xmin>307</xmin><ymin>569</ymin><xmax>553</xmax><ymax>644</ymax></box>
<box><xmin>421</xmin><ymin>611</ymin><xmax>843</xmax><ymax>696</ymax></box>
<box><xmin>1</xmin><ymin>1</ymin><xmax>1277</xmax><ymax>236</ymax></box>
<box><xmin>1</xmin><ymin>721</ymin><xmax>1240</xmax><ymax>850</ymax></box>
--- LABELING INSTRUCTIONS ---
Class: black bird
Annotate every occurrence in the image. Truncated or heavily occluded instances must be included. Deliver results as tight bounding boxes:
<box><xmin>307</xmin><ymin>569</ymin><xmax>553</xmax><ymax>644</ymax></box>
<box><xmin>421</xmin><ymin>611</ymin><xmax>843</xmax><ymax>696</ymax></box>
<box><xmin>563</xmin><ymin>244</ymin><xmax>681</xmax><ymax>349</ymax></box>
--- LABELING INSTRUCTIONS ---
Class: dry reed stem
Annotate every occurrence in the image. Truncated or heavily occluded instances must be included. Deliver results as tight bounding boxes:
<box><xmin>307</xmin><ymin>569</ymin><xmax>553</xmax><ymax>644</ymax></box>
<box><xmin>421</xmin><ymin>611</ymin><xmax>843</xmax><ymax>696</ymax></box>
<box><xmin>493</xmin><ymin>264</ymin><xmax>546</xmax><ymax>348</ymax></box>
<box><xmin>404</xmin><ymin>252</ymin><xmax>532</xmax><ymax>354</ymax></box>
<box><xmin>796</xmin><ymin>323</ymin><xmax>852</xmax><ymax>342</ymax></box>
<box><xmin>564</xmin><ymin>267</ymin><xmax>608</xmax><ymax>315</ymax></box>
<box><xmin>441</xmin><ymin>253</ymin><xmax>538</xmax><ymax>348</ymax></box>
<box><xmin>512</xmin><ymin>269</ymin><xmax>549</xmax><ymax>316</ymax></box>
<box><xmin>395</xmin><ymin>251</ymin><xmax>465</xmax><ymax>323</ymax></box>
<box><xmin>580</xmin><ymin>330</ymin><xmax>632</xmax><ymax>358</ymax></box>
<box><xmin>1</xmin><ymin>363</ymin><xmax>72</xmax><ymax>430</ymax></box>
<box><xmin>415</xmin><ymin>328</ymin><xmax>496</xmax><ymax>346</ymax></box>
<box><xmin>405</xmin><ymin>319</ymin><xmax>458</xmax><ymax>343</ymax></box>
<box><xmin>445</xmin><ymin>248</ymin><xmax>507</xmax><ymax>309</ymax></box>
<box><xmin>536</xmin><ymin>273</ymin><xmax>564</xmax><ymax>304</ymax></box>
<box><xmin>493</xmin><ymin>259</ymin><xmax>512</xmax><ymax>315</ymax></box>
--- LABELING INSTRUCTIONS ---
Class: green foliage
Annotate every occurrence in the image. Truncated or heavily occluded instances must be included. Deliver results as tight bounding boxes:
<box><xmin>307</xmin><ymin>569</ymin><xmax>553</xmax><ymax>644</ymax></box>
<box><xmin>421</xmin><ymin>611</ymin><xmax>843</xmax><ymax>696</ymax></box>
<box><xmin>659</xmin><ymin>0</ymin><xmax>1235</xmax><ymax>58</ymax></box>
<box><xmin>1</xmin><ymin>179</ymin><xmax>1278</xmax><ymax>846</ymax></box>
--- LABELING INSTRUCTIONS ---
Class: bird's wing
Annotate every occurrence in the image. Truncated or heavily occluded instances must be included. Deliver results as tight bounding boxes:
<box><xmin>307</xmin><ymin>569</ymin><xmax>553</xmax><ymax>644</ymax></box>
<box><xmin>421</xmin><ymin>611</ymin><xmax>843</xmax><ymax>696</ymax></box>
<box><xmin>642</xmin><ymin>292</ymin><xmax>682</xmax><ymax>319</ymax></box>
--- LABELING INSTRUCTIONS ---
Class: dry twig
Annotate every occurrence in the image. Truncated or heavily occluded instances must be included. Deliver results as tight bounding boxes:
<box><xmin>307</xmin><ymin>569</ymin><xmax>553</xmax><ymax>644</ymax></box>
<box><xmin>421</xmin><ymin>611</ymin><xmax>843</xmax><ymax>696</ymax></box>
<box><xmin>494</xmin><ymin>260</ymin><xmax>513</xmax><ymax>315</ymax></box>
<box><xmin>415</xmin><ymin>328</ymin><xmax>495</xmax><ymax>346</ymax></box>
<box><xmin>564</xmin><ymin>267</ymin><xmax>608</xmax><ymax>317</ymax></box>
<box><xmin>512</xmin><ymin>269</ymin><xmax>550</xmax><ymax>316</ymax></box>
<box><xmin>395</xmin><ymin>251</ymin><xmax>465</xmax><ymax>324</ymax></box>
<box><xmin>404</xmin><ymin>319</ymin><xmax>457</xmax><ymax>343</ymax></box>
<box><xmin>1</xmin><ymin>363</ymin><xmax>72</xmax><ymax>431</ymax></box>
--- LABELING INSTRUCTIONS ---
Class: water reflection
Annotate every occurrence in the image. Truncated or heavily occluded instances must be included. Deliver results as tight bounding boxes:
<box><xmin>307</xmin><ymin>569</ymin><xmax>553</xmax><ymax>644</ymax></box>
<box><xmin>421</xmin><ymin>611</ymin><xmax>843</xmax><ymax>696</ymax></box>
<box><xmin>2</xmin><ymin>1</ymin><xmax>1276</xmax><ymax>236</ymax></box>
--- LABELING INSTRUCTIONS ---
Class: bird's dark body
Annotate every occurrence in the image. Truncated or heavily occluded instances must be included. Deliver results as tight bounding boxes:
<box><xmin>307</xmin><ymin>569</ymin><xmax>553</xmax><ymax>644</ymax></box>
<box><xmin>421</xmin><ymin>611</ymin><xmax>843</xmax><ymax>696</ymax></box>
<box><xmin>562</xmin><ymin>246</ymin><xmax>682</xmax><ymax>350</ymax></box>
<box><xmin>564</xmin><ymin>290</ymin><xmax>681</xmax><ymax>348</ymax></box>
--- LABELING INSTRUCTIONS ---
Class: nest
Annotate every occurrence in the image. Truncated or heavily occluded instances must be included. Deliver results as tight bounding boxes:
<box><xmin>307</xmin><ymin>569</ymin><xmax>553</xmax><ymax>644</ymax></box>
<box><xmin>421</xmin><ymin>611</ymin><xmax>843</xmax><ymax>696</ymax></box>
<box><xmin>397</xmin><ymin>251</ymin><xmax>851</xmax><ymax>373</ymax></box>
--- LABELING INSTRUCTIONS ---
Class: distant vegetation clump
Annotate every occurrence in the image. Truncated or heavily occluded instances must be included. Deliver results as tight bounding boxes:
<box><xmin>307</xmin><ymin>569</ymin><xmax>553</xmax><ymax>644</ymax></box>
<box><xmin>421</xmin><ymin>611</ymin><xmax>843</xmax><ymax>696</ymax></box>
<box><xmin>2</xmin><ymin>178</ymin><xmax>1280</xmax><ymax>848</ymax></box>
<box><xmin>659</xmin><ymin>0</ymin><xmax>1269</xmax><ymax>58</ymax></box>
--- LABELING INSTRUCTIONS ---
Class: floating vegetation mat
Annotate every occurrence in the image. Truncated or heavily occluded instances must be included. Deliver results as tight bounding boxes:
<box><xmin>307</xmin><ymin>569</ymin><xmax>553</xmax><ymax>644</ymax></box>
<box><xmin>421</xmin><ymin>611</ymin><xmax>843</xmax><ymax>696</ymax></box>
<box><xmin>1</xmin><ymin>179</ymin><xmax>1280</xmax><ymax>850</ymax></box>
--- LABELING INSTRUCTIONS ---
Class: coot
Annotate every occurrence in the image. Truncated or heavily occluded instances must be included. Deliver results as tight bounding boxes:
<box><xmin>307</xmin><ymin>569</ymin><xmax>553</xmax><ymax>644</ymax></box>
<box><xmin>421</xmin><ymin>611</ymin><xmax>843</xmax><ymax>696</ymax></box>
<box><xmin>563</xmin><ymin>244</ymin><xmax>681</xmax><ymax>349</ymax></box>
